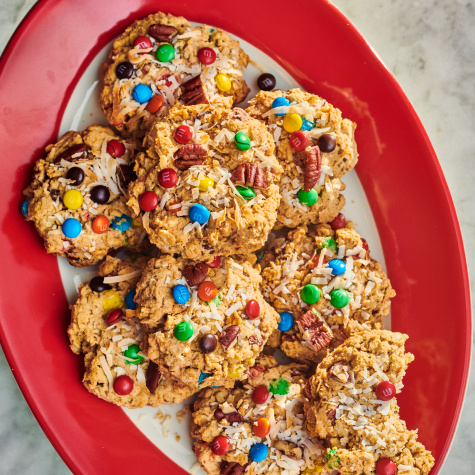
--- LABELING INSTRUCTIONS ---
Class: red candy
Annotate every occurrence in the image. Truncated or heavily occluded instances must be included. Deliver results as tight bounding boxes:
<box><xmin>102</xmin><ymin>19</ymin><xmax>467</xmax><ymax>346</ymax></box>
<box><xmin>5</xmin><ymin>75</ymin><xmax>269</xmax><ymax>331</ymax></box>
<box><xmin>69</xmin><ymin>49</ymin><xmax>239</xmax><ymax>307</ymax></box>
<box><xmin>167</xmin><ymin>200</ymin><xmax>182</xmax><ymax>214</ymax></box>
<box><xmin>375</xmin><ymin>381</ymin><xmax>396</xmax><ymax>401</ymax></box>
<box><xmin>207</xmin><ymin>256</ymin><xmax>221</xmax><ymax>268</ymax></box>
<box><xmin>174</xmin><ymin>124</ymin><xmax>194</xmax><ymax>144</ymax></box>
<box><xmin>252</xmin><ymin>385</ymin><xmax>269</xmax><ymax>405</ymax></box>
<box><xmin>330</xmin><ymin>213</ymin><xmax>347</xmax><ymax>230</ymax></box>
<box><xmin>133</xmin><ymin>36</ymin><xmax>152</xmax><ymax>52</ymax></box>
<box><xmin>139</xmin><ymin>191</ymin><xmax>159</xmax><ymax>211</ymax></box>
<box><xmin>375</xmin><ymin>458</ymin><xmax>397</xmax><ymax>475</ymax></box>
<box><xmin>361</xmin><ymin>238</ymin><xmax>369</xmax><ymax>252</ymax></box>
<box><xmin>245</xmin><ymin>299</ymin><xmax>260</xmax><ymax>319</ymax></box>
<box><xmin>289</xmin><ymin>131</ymin><xmax>308</xmax><ymax>152</ymax></box>
<box><xmin>198</xmin><ymin>47</ymin><xmax>217</xmax><ymax>65</ymax></box>
<box><xmin>158</xmin><ymin>168</ymin><xmax>178</xmax><ymax>188</ymax></box>
<box><xmin>210</xmin><ymin>436</ymin><xmax>230</xmax><ymax>456</ymax></box>
<box><xmin>106</xmin><ymin>140</ymin><xmax>126</xmax><ymax>158</ymax></box>
<box><xmin>105</xmin><ymin>309</ymin><xmax>123</xmax><ymax>325</ymax></box>
<box><xmin>113</xmin><ymin>375</ymin><xmax>134</xmax><ymax>395</ymax></box>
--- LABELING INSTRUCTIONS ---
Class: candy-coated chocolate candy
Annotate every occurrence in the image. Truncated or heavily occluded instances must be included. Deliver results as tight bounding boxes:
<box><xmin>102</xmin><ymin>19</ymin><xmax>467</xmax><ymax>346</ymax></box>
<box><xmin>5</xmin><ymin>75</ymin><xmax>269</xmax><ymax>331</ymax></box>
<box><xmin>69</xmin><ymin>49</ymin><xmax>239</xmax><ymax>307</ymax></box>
<box><xmin>330</xmin><ymin>213</ymin><xmax>347</xmax><ymax>230</ymax></box>
<box><xmin>283</xmin><ymin>113</ymin><xmax>303</xmax><ymax>133</ymax></box>
<box><xmin>110</xmin><ymin>214</ymin><xmax>132</xmax><ymax>232</ymax></box>
<box><xmin>105</xmin><ymin>309</ymin><xmax>123</xmax><ymax>325</ymax></box>
<box><xmin>278</xmin><ymin>312</ymin><xmax>294</xmax><ymax>331</ymax></box>
<box><xmin>66</xmin><ymin>167</ymin><xmax>85</xmax><ymax>186</ymax></box>
<box><xmin>361</xmin><ymin>238</ymin><xmax>369</xmax><ymax>252</ymax></box>
<box><xmin>147</xmin><ymin>94</ymin><xmax>164</xmax><ymax>113</ymax></box>
<box><xmin>330</xmin><ymin>288</ymin><xmax>350</xmax><ymax>308</ymax></box>
<box><xmin>116</xmin><ymin>61</ymin><xmax>134</xmax><ymax>79</ymax></box>
<box><xmin>375</xmin><ymin>458</ymin><xmax>397</xmax><ymax>475</ymax></box>
<box><xmin>227</xmin><ymin>368</ymin><xmax>242</xmax><ymax>379</ymax></box>
<box><xmin>257</xmin><ymin>73</ymin><xmax>276</xmax><ymax>91</ymax></box>
<box><xmin>317</xmin><ymin>133</ymin><xmax>337</xmax><ymax>153</ymax></box>
<box><xmin>249</xmin><ymin>443</ymin><xmax>268</xmax><ymax>462</ymax></box>
<box><xmin>124</xmin><ymin>344</ymin><xmax>143</xmax><ymax>364</ymax></box>
<box><xmin>234</xmin><ymin>131</ymin><xmax>251</xmax><ymax>151</ymax></box>
<box><xmin>199</xmin><ymin>333</ymin><xmax>217</xmax><ymax>353</ymax></box>
<box><xmin>269</xmin><ymin>378</ymin><xmax>290</xmax><ymax>395</ymax></box>
<box><xmin>289</xmin><ymin>131</ymin><xmax>308</xmax><ymax>151</ymax></box>
<box><xmin>297</xmin><ymin>188</ymin><xmax>318</xmax><ymax>206</ymax></box>
<box><xmin>133</xmin><ymin>35</ymin><xmax>152</xmax><ymax>51</ymax></box>
<box><xmin>156</xmin><ymin>43</ymin><xmax>175</xmax><ymax>62</ymax></box>
<box><xmin>271</xmin><ymin>96</ymin><xmax>290</xmax><ymax>115</ymax></box>
<box><xmin>21</xmin><ymin>199</ymin><xmax>29</xmax><ymax>217</ymax></box>
<box><xmin>375</xmin><ymin>381</ymin><xmax>397</xmax><ymax>401</ymax></box>
<box><xmin>158</xmin><ymin>168</ymin><xmax>178</xmax><ymax>188</ymax></box>
<box><xmin>245</xmin><ymin>299</ymin><xmax>260</xmax><ymax>319</ymax></box>
<box><xmin>113</xmin><ymin>375</ymin><xmax>134</xmax><ymax>395</ymax></box>
<box><xmin>189</xmin><ymin>204</ymin><xmax>210</xmax><ymax>224</ymax></box>
<box><xmin>215</xmin><ymin>73</ymin><xmax>232</xmax><ymax>92</ymax></box>
<box><xmin>125</xmin><ymin>290</ymin><xmax>137</xmax><ymax>310</ymax></box>
<box><xmin>90</xmin><ymin>185</ymin><xmax>110</xmax><ymax>204</ymax></box>
<box><xmin>198</xmin><ymin>372</ymin><xmax>212</xmax><ymax>384</ymax></box>
<box><xmin>63</xmin><ymin>189</ymin><xmax>83</xmax><ymax>210</ymax></box>
<box><xmin>319</xmin><ymin>236</ymin><xmax>338</xmax><ymax>254</ymax></box>
<box><xmin>132</xmin><ymin>84</ymin><xmax>153</xmax><ymax>103</ymax></box>
<box><xmin>198</xmin><ymin>47</ymin><xmax>216</xmax><ymax>65</ymax></box>
<box><xmin>252</xmin><ymin>385</ymin><xmax>269</xmax><ymax>404</ymax></box>
<box><xmin>211</xmin><ymin>436</ymin><xmax>230</xmax><ymax>456</ymax></box>
<box><xmin>167</xmin><ymin>200</ymin><xmax>182</xmax><ymax>214</ymax></box>
<box><xmin>328</xmin><ymin>259</ymin><xmax>346</xmax><ymax>275</ymax></box>
<box><xmin>102</xmin><ymin>290</ymin><xmax>124</xmax><ymax>311</ymax></box>
<box><xmin>172</xmin><ymin>284</ymin><xmax>190</xmax><ymax>305</ymax></box>
<box><xmin>62</xmin><ymin>218</ymin><xmax>81</xmax><ymax>238</ymax></box>
<box><xmin>237</xmin><ymin>186</ymin><xmax>255</xmax><ymax>200</ymax></box>
<box><xmin>174</xmin><ymin>124</ymin><xmax>193</xmax><ymax>144</ymax></box>
<box><xmin>199</xmin><ymin>177</ymin><xmax>214</xmax><ymax>192</ymax></box>
<box><xmin>301</xmin><ymin>117</ymin><xmax>314</xmax><ymax>131</ymax></box>
<box><xmin>174</xmin><ymin>321</ymin><xmax>194</xmax><ymax>341</ymax></box>
<box><xmin>139</xmin><ymin>190</ymin><xmax>159</xmax><ymax>211</ymax></box>
<box><xmin>300</xmin><ymin>284</ymin><xmax>320</xmax><ymax>304</ymax></box>
<box><xmin>90</xmin><ymin>276</ymin><xmax>111</xmax><ymax>293</ymax></box>
<box><xmin>207</xmin><ymin>256</ymin><xmax>221</xmax><ymax>268</ymax></box>
<box><xmin>106</xmin><ymin>140</ymin><xmax>125</xmax><ymax>158</ymax></box>
<box><xmin>92</xmin><ymin>215</ymin><xmax>110</xmax><ymax>234</ymax></box>
<box><xmin>253</xmin><ymin>418</ymin><xmax>270</xmax><ymax>437</ymax></box>
<box><xmin>198</xmin><ymin>281</ymin><xmax>218</xmax><ymax>302</ymax></box>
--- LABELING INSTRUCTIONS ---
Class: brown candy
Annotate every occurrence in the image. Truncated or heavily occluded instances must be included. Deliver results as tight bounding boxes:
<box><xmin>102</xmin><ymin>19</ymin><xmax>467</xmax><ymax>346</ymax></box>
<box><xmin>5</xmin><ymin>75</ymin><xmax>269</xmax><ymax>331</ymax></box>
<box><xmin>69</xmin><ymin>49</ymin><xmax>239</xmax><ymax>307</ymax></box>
<box><xmin>173</xmin><ymin>144</ymin><xmax>207</xmax><ymax>170</ymax></box>
<box><xmin>179</xmin><ymin>75</ymin><xmax>209</xmax><ymax>106</ymax></box>
<box><xmin>54</xmin><ymin>143</ymin><xmax>88</xmax><ymax>163</ymax></box>
<box><xmin>147</xmin><ymin>24</ymin><xmax>178</xmax><ymax>43</ymax></box>
<box><xmin>303</xmin><ymin>146</ymin><xmax>322</xmax><ymax>191</ymax></box>
<box><xmin>183</xmin><ymin>262</ymin><xmax>208</xmax><ymax>287</ymax></box>
<box><xmin>297</xmin><ymin>308</ymin><xmax>333</xmax><ymax>352</ymax></box>
<box><xmin>220</xmin><ymin>325</ymin><xmax>240</xmax><ymax>349</ymax></box>
<box><xmin>231</xmin><ymin>163</ymin><xmax>268</xmax><ymax>189</ymax></box>
<box><xmin>146</xmin><ymin>361</ymin><xmax>161</xmax><ymax>394</ymax></box>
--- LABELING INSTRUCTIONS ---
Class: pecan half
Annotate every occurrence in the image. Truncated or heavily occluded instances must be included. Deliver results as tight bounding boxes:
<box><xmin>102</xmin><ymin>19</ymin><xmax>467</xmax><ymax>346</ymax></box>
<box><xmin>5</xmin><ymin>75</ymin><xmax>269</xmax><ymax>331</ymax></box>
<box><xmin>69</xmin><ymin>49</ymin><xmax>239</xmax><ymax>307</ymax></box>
<box><xmin>326</xmin><ymin>407</ymin><xmax>337</xmax><ymax>425</ymax></box>
<box><xmin>214</xmin><ymin>408</ymin><xmax>244</xmax><ymax>424</ymax></box>
<box><xmin>328</xmin><ymin>362</ymin><xmax>350</xmax><ymax>383</ymax></box>
<box><xmin>249</xmin><ymin>334</ymin><xmax>263</xmax><ymax>347</ymax></box>
<box><xmin>297</xmin><ymin>308</ymin><xmax>333</xmax><ymax>352</ymax></box>
<box><xmin>54</xmin><ymin>143</ymin><xmax>88</xmax><ymax>163</ymax></box>
<box><xmin>146</xmin><ymin>361</ymin><xmax>161</xmax><ymax>393</ymax></box>
<box><xmin>231</xmin><ymin>108</ymin><xmax>250</xmax><ymax>122</ymax></box>
<box><xmin>220</xmin><ymin>325</ymin><xmax>240</xmax><ymax>349</ymax></box>
<box><xmin>303</xmin><ymin>146</ymin><xmax>322</xmax><ymax>191</ymax></box>
<box><xmin>231</xmin><ymin>163</ymin><xmax>268</xmax><ymax>189</ymax></box>
<box><xmin>183</xmin><ymin>263</ymin><xmax>208</xmax><ymax>287</ymax></box>
<box><xmin>173</xmin><ymin>144</ymin><xmax>207</xmax><ymax>170</ymax></box>
<box><xmin>147</xmin><ymin>24</ymin><xmax>178</xmax><ymax>43</ymax></box>
<box><xmin>179</xmin><ymin>75</ymin><xmax>209</xmax><ymax>106</ymax></box>
<box><xmin>119</xmin><ymin>164</ymin><xmax>137</xmax><ymax>185</ymax></box>
<box><xmin>220</xmin><ymin>461</ymin><xmax>246</xmax><ymax>475</ymax></box>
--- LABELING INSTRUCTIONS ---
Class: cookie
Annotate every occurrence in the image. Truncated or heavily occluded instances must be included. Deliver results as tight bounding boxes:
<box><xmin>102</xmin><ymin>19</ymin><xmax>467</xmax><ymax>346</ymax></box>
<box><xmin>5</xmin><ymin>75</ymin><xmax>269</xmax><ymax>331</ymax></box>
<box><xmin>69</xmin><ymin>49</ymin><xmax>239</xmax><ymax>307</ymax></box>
<box><xmin>246</xmin><ymin>88</ymin><xmax>358</xmax><ymax>228</ymax></box>
<box><xmin>135</xmin><ymin>254</ymin><xmax>280</xmax><ymax>389</ymax></box>
<box><xmin>127</xmin><ymin>105</ymin><xmax>283</xmax><ymax>261</ymax></box>
<box><xmin>260</xmin><ymin>222</ymin><xmax>395</xmax><ymax>364</ymax></box>
<box><xmin>68</xmin><ymin>255</ymin><xmax>195</xmax><ymax>408</ymax></box>
<box><xmin>304</xmin><ymin>330</ymin><xmax>435</xmax><ymax>475</ymax></box>
<box><xmin>191</xmin><ymin>356</ymin><xmax>326</xmax><ymax>474</ymax></box>
<box><xmin>23</xmin><ymin>126</ymin><xmax>144</xmax><ymax>267</ymax></box>
<box><xmin>100</xmin><ymin>12</ymin><xmax>250</xmax><ymax>137</ymax></box>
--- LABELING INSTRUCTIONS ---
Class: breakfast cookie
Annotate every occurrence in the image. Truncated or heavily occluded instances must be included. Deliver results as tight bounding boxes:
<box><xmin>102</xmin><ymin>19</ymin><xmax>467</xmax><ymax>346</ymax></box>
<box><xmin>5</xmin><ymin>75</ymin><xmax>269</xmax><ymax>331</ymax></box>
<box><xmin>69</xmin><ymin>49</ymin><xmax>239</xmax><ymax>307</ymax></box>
<box><xmin>100</xmin><ymin>12</ymin><xmax>250</xmax><ymax>137</ymax></box>
<box><xmin>246</xmin><ymin>88</ymin><xmax>358</xmax><ymax>228</ymax></box>
<box><xmin>135</xmin><ymin>254</ymin><xmax>280</xmax><ymax>389</ymax></box>
<box><xmin>260</xmin><ymin>221</ymin><xmax>395</xmax><ymax>364</ymax></box>
<box><xmin>191</xmin><ymin>356</ymin><xmax>327</xmax><ymax>474</ymax></box>
<box><xmin>127</xmin><ymin>105</ymin><xmax>283</xmax><ymax>261</ymax></box>
<box><xmin>22</xmin><ymin>126</ymin><xmax>144</xmax><ymax>267</ymax></box>
<box><xmin>305</xmin><ymin>331</ymin><xmax>435</xmax><ymax>475</ymax></box>
<box><xmin>68</xmin><ymin>255</ymin><xmax>195</xmax><ymax>408</ymax></box>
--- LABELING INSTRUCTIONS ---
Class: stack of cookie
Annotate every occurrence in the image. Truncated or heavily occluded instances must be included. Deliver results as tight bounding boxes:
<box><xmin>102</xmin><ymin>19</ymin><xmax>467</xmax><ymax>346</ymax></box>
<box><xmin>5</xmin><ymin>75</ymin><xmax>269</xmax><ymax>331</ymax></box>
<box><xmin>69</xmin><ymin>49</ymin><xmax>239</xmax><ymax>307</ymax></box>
<box><xmin>21</xmin><ymin>11</ymin><xmax>434</xmax><ymax>475</ymax></box>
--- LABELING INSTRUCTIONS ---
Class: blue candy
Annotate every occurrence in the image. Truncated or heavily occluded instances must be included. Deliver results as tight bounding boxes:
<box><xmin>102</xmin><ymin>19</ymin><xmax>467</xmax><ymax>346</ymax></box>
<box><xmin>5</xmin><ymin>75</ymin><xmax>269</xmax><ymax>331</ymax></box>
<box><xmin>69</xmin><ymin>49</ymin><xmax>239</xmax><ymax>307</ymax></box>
<box><xmin>62</xmin><ymin>218</ymin><xmax>82</xmax><ymax>239</ymax></box>
<box><xmin>198</xmin><ymin>372</ymin><xmax>212</xmax><ymax>385</ymax></box>
<box><xmin>21</xmin><ymin>199</ymin><xmax>29</xmax><ymax>217</ymax></box>
<box><xmin>278</xmin><ymin>312</ymin><xmax>294</xmax><ymax>332</ymax></box>
<box><xmin>328</xmin><ymin>259</ymin><xmax>346</xmax><ymax>276</ymax></box>
<box><xmin>256</xmin><ymin>250</ymin><xmax>264</xmax><ymax>262</ymax></box>
<box><xmin>125</xmin><ymin>290</ymin><xmax>137</xmax><ymax>310</ymax></box>
<box><xmin>173</xmin><ymin>284</ymin><xmax>190</xmax><ymax>305</ymax></box>
<box><xmin>271</xmin><ymin>97</ymin><xmax>290</xmax><ymax>116</ymax></box>
<box><xmin>189</xmin><ymin>204</ymin><xmax>210</xmax><ymax>225</ymax></box>
<box><xmin>132</xmin><ymin>84</ymin><xmax>153</xmax><ymax>103</ymax></box>
<box><xmin>249</xmin><ymin>443</ymin><xmax>268</xmax><ymax>462</ymax></box>
<box><xmin>301</xmin><ymin>118</ymin><xmax>314</xmax><ymax>131</ymax></box>
<box><xmin>111</xmin><ymin>214</ymin><xmax>132</xmax><ymax>232</ymax></box>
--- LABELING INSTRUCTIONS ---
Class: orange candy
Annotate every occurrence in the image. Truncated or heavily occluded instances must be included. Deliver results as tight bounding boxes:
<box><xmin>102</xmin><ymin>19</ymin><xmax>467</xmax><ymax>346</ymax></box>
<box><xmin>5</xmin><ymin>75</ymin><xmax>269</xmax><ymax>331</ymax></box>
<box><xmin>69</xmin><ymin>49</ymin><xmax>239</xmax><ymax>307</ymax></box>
<box><xmin>92</xmin><ymin>215</ymin><xmax>110</xmax><ymax>234</ymax></box>
<box><xmin>198</xmin><ymin>281</ymin><xmax>218</xmax><ymax>302</ymax></box>
<box><xmin>147</xmin><ymin>94</ymin><xmax>164</xmax><ymax>113</ymax></box>
<box><xmin>252</xmin><ymin>418</ymin><xmax>270</xmax><ymax>438</ymax></box>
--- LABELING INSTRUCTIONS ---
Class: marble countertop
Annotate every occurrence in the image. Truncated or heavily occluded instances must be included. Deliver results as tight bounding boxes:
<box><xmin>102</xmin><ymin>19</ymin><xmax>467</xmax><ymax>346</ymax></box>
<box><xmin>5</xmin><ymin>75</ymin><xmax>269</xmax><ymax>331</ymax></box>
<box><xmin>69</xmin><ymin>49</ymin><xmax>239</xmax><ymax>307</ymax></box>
<box><xmin>0</xmin><ymin>0</ymin><xmax>473</xmax><ymax>473</ymax></box>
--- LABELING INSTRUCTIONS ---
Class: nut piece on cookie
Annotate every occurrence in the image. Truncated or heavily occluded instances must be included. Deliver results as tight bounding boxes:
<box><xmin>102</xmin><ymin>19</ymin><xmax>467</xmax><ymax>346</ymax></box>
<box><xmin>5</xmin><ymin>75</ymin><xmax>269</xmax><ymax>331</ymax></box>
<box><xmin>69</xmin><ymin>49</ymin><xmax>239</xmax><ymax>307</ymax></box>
<box><xmin>100</xmin><ymin>12</ymin><xmax>250</xmax><ymax>137</ymax></box>
<box><xmin>247</xmin><ymin>88</ymin><xmax>358</xmax><ymax>228</ymax></box>
<box><xmin>22</xmin><ymin>126</ymin><xmax>144</xmax><ymax>267</ymax></box>
<box><xmin>304</xmin><ymin>330</ymin><xmax>435</xmax><ymax>475</ymax></box>
<box><xmin>127</xmin><ymin>105</ymin><xmax>283</xmax><ymax>261</ymax></box>
<box><xmin>68</xmin><ymin>255</ymin><xmax>195</xmax><ymax>408</ymax></box>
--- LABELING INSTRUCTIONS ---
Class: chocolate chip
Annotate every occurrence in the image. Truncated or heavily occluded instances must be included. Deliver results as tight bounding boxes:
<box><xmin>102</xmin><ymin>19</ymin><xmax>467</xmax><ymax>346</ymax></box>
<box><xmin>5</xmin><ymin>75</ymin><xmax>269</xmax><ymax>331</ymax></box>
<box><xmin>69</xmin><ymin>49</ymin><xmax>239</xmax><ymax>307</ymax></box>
<box><xmin>90</xmin><ymin>276</ymin><xmax>111</xmax><ymax>293</ymax></box>
<box><xmin>317</xmin><ymin>133</ymin><xmax>337</xmax><ymax>153</ymax></box>
<box><xmin>66</xmin><ymin>166</ymin><xmax>85</xmax><ymax>186</ymax></box>
<box><xmin>257</xmin><ymin>73</ymin><xmax>276</xmax><ymax>91</ymax></box>
<box><xmin>200</xmin><ymin>333</ymin><xmax>217</xmax><ymax>353</ymax></box>
<box><xmin>119</xmin><ymin>164</ymin><xmax>137</xmax><ymax>185</ymax></box>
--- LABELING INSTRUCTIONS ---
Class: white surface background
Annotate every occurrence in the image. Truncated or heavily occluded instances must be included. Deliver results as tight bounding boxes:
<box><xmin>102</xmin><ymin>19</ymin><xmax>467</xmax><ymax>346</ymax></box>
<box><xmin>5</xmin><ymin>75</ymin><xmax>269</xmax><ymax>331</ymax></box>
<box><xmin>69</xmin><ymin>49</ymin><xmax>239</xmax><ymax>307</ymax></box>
<box><xmin>0</xmin><ymin>0</ymin><xmax>473</xmax><ymax>473</ymax></box>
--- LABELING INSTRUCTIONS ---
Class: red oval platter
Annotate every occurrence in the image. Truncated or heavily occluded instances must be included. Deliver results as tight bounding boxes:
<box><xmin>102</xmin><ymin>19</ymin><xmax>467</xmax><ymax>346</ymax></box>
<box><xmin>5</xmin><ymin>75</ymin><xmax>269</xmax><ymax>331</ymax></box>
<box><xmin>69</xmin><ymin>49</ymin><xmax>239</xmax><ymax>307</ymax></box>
<box><xmin>0</xmin><ymin>0</ymin><xmax>471</xmax><ymax>474</ymax></box>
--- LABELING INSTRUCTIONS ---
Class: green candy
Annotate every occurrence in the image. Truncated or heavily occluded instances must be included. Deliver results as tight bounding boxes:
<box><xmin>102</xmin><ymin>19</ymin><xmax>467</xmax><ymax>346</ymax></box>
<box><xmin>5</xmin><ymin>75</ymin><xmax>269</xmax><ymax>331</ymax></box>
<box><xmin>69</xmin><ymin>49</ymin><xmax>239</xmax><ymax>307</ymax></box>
<box><xmin>234</xmin><ymin>131</ymin><xmax>251</xmax><ymax>151</ymax></box>
<box><xmin>325</xmin><ymin>448</ymin><xmax>340</xmax><ymax>470</ymax></box>
<box><xmin>156</xmin><ymin>43</ymin><xmax>175</xmax><ymax>62</ymax></box>
<box><xmin>297</xmin><ymin>188</ymin><xmax>318</xmax><ymax>206</ymax></box>
<box><xmin>330</xmin><ymin>289</ymin><xmax>350</xmax><ymax>308</ymax></box>
<box><xmin>206</xmin><ymin>294</ymin><xmax>222</xmax><ymax>307</ymax></box>
<box><xmin>174</xmin><ymin>321</ymin><xmax>194</xmax><ymax>341</ymax></box>
<box><xmin>123</xmin><ymin>344</ymin><xmax>143</xmax><ymax>365</ymax></box>
<box><xmin>300</xmin><ymin>284</ymin><xmax>320</xmax><ymax>304</ymax></box>
<box><xmin>237</xmin><ymin>186</ymin><xmax>256</xmax><ymax>200</ymax></box>
<box><xmin>318</xmin><ymin>236</ymin><xmax>338</xmax><ymax>254</ymax></box>
<box><xmin>269</xmin><ymin>378</ymin><xmax>290</xmax><ymax>395</ymax></box>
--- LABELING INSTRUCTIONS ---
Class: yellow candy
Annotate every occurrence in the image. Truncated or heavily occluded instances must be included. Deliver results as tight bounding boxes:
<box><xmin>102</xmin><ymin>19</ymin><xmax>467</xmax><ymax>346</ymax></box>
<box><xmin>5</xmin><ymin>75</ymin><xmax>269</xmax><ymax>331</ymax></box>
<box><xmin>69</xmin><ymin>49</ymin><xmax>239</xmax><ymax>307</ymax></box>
<box><xmin>102</xmin><ymin>290</ymin><xmax>124</xmax><ymax>311</ymax></box>
<box><xmin>132</xmin><ymin>218</ymin><xmax>143</xmax><ymax>228</ymax></box>
<box><xmin>199</xmin><ymin>177</ymin><xmax>214</xmax><ymax>192</ymax></box>
<box><xmin>215</xmin><ymin>73</ymin><xmax>232</xmax><ymax>92</ymax></box>
<box><xmin>274</xmin><ymin>224</ymin><xmax>284</xmax><ymax>231</ymax></box>
<box><xmin>227</xmin><ymin>368</ymin><xmax>242</xmax><ymax>379</ymax></box>
<box><xmin>63</xmin><ymin>189</ymin><xmax>83</xmax><ymax>210</ymax></box>
<box><xmin>283</xmin><ymin>113</ymin><xmax>303</xmax><ymax>133</ymax></box>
